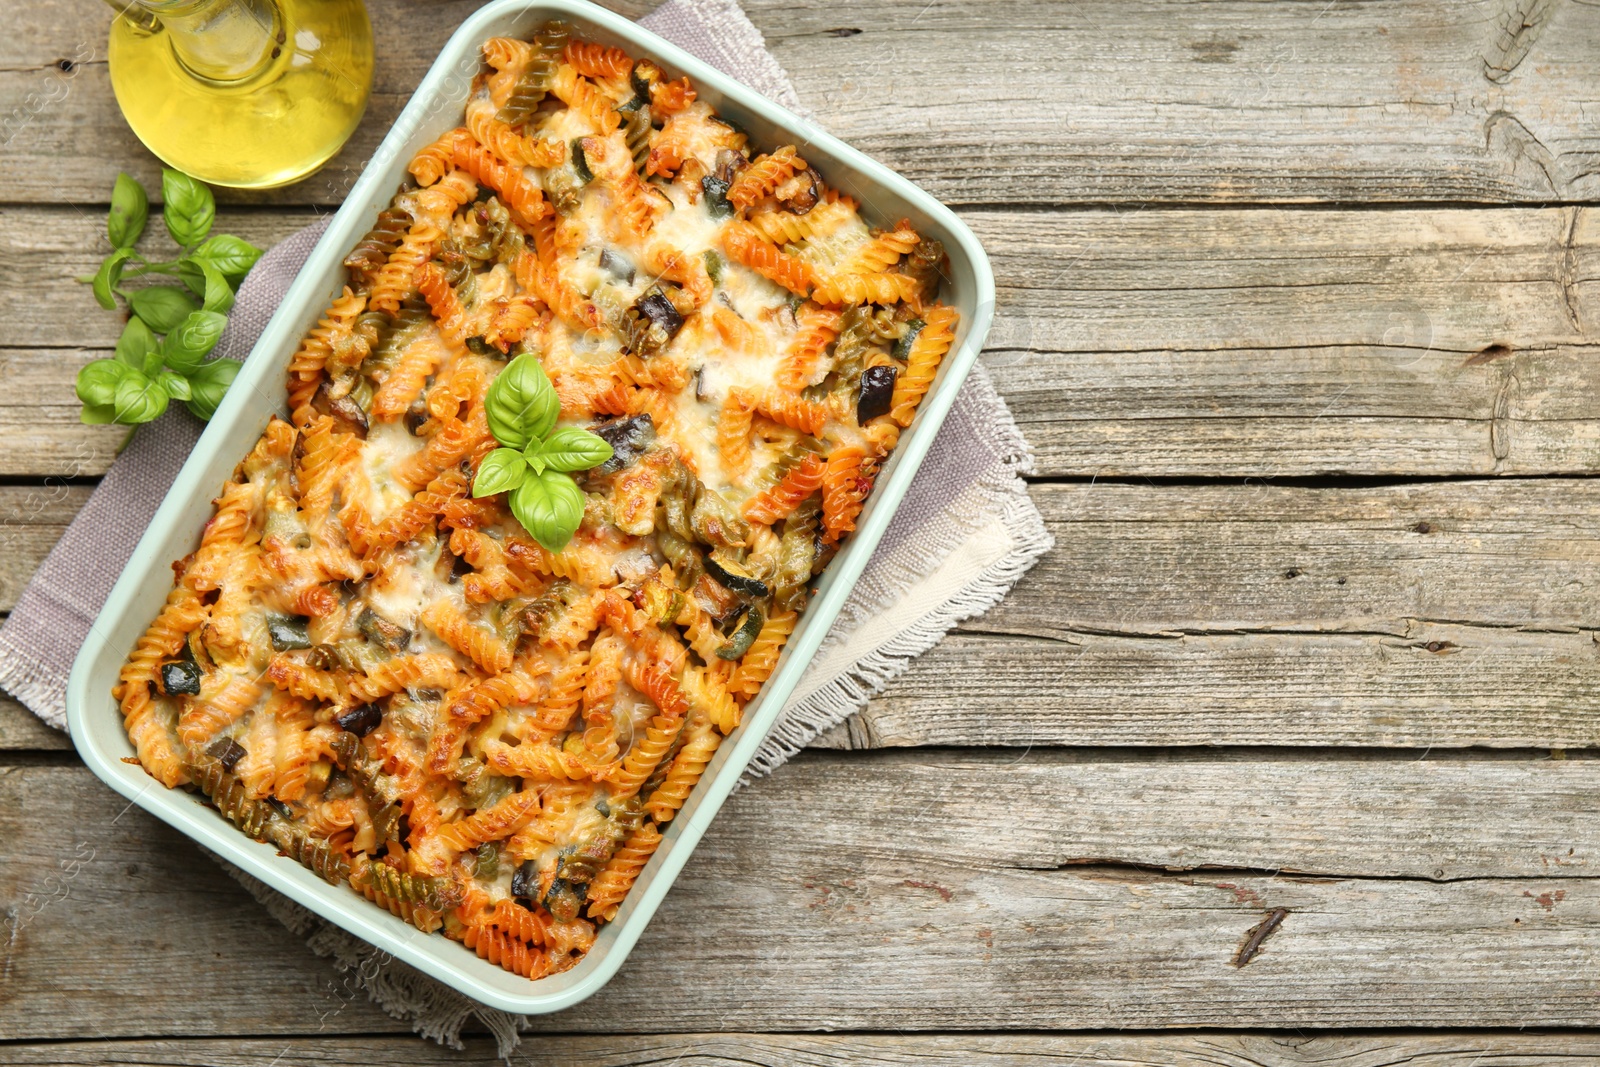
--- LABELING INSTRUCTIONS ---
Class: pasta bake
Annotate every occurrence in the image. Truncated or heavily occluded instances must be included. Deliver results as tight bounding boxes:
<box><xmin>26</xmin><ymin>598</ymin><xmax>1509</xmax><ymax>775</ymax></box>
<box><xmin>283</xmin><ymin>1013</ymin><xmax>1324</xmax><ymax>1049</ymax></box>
<box><xmin>115</xmin><ymin>21</ymin><xmax>958</xmax><ymax>980</ymax></box>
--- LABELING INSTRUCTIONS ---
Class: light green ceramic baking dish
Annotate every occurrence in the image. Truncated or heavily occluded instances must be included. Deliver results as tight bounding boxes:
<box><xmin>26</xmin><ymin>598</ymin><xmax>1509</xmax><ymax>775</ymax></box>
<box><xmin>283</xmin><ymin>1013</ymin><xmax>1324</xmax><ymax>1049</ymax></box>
<box><xmin>67</xmin><ymin>0</ymin><xmax>994</xmax><ymax>1014</ymax></box>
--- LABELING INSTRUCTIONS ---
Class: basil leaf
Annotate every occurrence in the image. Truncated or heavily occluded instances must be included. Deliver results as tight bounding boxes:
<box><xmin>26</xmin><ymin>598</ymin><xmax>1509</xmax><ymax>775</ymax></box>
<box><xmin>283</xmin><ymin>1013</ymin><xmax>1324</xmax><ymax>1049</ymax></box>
<box><xmin>76</xmin><ymin>359</ymin><xmax>129</xmax><ymax>407</ymax></box>
<box><xmin>80</xmin><ymin>403</ymin><xmax>117</xmax><ymax>425</ymax></box>
<box><xmin>184</xmin><ymin>358</ymin><xmax>239</xmax><ymax>421</ymax></box>
<box><xmin>108</xmin><ymin>173</ymin><xmax>148</xmax><ymax>250</ymax></box>
<box><xmin>129</xmin><ymin>285</ymin><xmax>199</xmax><ymax>332</ymax></box>
<box><xmin>161</xmin><ymin>169</ymin><xmax>215</xmax><ymax>247</ymax></box>
<box><xmin>535</xmin><ymin>426</ymin><xmax>614</xmax><ymax>473</ymax></box>
<box><xmin>198</xmin><ymin>257</ymin><xmax>235</xmax><ymax>312</ymax></box>
<box><xmin>114</xmin><ymin>317</ymin><xmax>158</xmax><ymax>368</ymax></box>
<box><xmin>177</xmin><ymin>257</ymin><xmax>206</xmax><ymax>298</ymax></box>
<box><xmin>162</xmin><ymin>310</ymin><xmax>227</xmax><ymax>372</ymax></box>
<box><xmin>484</xmin><ymin>352</ymin><xmax>558</xmax><ymax>450</ymax></box>
<box><xmin>91</xmin><ymin>247</ymin><xmax>136</xmax><ymax>310</ymax></box>
<box><xmin>524</xmin><ymin>451</ymin><xmax>547</xmax><ymax>476</ymax></box>
<box><xmin>158</xmin><ymin>370</ymin><xmax>193</xmax><ymax>401</ymax></box>
<box><xmin>112</xmin><ymin>369</ymin><xmax>169</xmax><ymax>425</ymax></box>
<box><xmin>509</xmin><ymin>470</ymin><xmax>586</xmax><ymax>552</ymax></box>
<box><xmin>472</xmin><ymin>447</ymin><xmax>531</xmax><ymax>498</ymax></box>
<box><xmin>194</xmin><ymin>234</ymin><xmax>262</xmax><ymax>283</ymax></box>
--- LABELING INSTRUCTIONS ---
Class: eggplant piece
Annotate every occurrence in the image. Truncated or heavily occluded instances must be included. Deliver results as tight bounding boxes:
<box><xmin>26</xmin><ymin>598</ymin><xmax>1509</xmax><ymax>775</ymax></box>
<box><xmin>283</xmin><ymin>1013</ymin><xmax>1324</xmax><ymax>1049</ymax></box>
<box><xmin>357</xmin><ymin>607</ymin><xmax>410</xmax><ymax>653</ymax></box>
<box><xmin>599</xmin><ymin>249</ymin><xmax>636</xmax><ymax>285</ymax></box>
<box><xmin>311</xmin><ymin>380</ymin><xmax>370</xmax><ymax>437</ymax></box>
<box><xmin>544</xmin><ymin>876</ymin><xmax>587</xmax><ymax>922</ymax></box>
<box><xmin>636</xmin><ymin>289</ymin><xmax>685</xmax><ymax>339</ymax></box>
<box><xmin>511</xmin><ymin>859</ymin><xmax>539</xmax><ymax>902</ymax></box>
<box><xmin>704</xmin><ymin>552</ymin><xmax>771</xmax><ymax>599</ymax></box>
<box><xmin>266</xmin><ymin>615</ymin><xmax>312</xmax><ymax>652</ymax></box>
<box><xmin>716</xmin><ymin>605</ymin><xmax>765</xmax><ymax>660</ymax></box>
<box><xmin>335</xmin><ymin>702</ymin><xmax>383</xmax><ymax>738</ymax></box>
<box><xmin>622</xmin><ymin>288</ymin><xmax>684</xmax><ymax>358</ymax></box>
<box><xmin>591</xmin><ymin>414</ymin><xmax>655</xmax><ymax>475</ymax></box>
<box><xmin>892</xmin><ymin>318</ymin><xmax>927</xmax><ymax>361</ymax></box>
<box><xmin>158</xmin><ymin>659</ymin><xmax>203</xmax><ymax>696</ymax></box>
<box><xmin>856</xmin><ymin>364</ymin><xmax>898</xmax><ymax>423</ymax></box>
<box><xmin>776</xmin><ymin>167</ymin><xmax>821</xmax><ymax>214</ymax></box>
<box><xmin>701</xmin><ymin>174</ymin><xmax>734</xmax><ymax>219</ymax></box>
<box><xmin>205</xmin><ymin>736</ymin><xmax>247</xmax><ymax>772</ymax></box>
<box><xmin>570</xmin><ymin>138</ymin><xmax>594</xmax><ymax>183</ymax></box>
<box><xmin>629</xmin><ymin>59</ymin><xmax>661</xmax><ymax>103</ymax></box>
<box><xmin>404</xmin><ymin>399</ymin><xmax>429</xmax><ymax>436</ymax></box>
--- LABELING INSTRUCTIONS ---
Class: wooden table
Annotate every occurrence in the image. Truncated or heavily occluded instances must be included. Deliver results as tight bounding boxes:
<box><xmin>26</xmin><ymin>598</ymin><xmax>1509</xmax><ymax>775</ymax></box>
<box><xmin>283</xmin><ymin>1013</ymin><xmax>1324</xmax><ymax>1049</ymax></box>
<box><xmin>4</xmin><ymin>0</ymin><xmax>1600</xmax><ymax>1062</ymax></box>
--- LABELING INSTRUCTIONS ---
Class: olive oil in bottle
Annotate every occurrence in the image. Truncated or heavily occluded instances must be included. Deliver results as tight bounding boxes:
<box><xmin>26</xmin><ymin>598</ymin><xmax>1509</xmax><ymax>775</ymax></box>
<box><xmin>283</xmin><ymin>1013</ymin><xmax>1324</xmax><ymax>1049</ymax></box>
<box><xmin>108</xmin><ymin>0</ymin><xmax>374</xmax><ymax>189</ymax></box>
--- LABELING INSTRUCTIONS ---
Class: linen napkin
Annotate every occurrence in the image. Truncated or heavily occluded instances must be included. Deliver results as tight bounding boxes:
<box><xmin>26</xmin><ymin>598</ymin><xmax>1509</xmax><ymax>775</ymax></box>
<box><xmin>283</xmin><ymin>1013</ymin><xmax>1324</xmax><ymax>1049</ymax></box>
<box><xmin>0</xmin><ymin>0</ymin><xmax>1050</xmax><ymax>1050</ymax></box>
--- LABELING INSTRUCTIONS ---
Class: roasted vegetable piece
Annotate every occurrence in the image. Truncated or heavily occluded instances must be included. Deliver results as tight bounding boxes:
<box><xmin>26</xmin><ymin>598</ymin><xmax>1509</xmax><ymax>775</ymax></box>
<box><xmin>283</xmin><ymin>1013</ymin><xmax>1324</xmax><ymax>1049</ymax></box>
<box><xmin>636</xmin><ymin>288</ymin><xmax>684</xmax><ymax>340</ymax></box>
<box><xmin>599</xmin><ymin>249</ymin><xmax>635</xmax><ymax>284</ymax></box>
<box><xmin>701</xmin><ymin>174</ymin><xmax>733</xmax><ymax>218</ymax></box>
<box><xmin>266</xmin><ymin>614</ymin><xmax>312</xmax><ymax>652</ymax></box>
<box><xmin>570</xmin><ymin>138</ymin><xmax>594</xmax><ymax>183</ymax></box>
<box><xmin>511</xmin><ymin>859</ymin><xmax>539</xmax><ymax>902</ymax></box>
<box><xmin>335</xmin><ymin>702</ymin><xmax>383</xmax><ymax>737</ymax></box>
<box><xmin>158</xmin><ymin>659</ymin><xmax>203</xmax><ymax>695</ymax></box>
<box><xmin>591</xmin><ymin>414</ymin><xmax>655</xmax><ymax>474</ymax></box>
<box><xmin>717</xmin><ymin>605</ymin><xmax>765</xmax><ymax>660</ymax></box>
<box><xmin>856</xmin><ymin>364</ymin><xmax>898</xmax><ymax>423</ymax></box>
<box><xmin>205</xmin><ymin>736</ymin><xmax>247</xmax><ymax>771</ymax></box>
<box><xmin>892</xmin><ymin>318</ymin><xmax>927</xmax><ymax>361</ymax></box>
<box><xmin>704</xmin><ymin>552</ymin><xmax>771</xmax><ymax>599</ymax></box>
<box><xmin>357</xmin><ymin>607</ymin><xmax>410</xmax><ymax>653</ymax></box>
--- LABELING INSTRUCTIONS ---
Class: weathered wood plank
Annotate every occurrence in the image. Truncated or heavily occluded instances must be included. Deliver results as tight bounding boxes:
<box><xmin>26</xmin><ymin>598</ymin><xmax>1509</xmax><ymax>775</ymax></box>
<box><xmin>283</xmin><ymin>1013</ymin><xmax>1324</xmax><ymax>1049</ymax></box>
<box><xmin>821</xmin><ymin>624</ymin><xmax>1600</xmax><ymax>750</ymax></box>
<box><xmin>4</xmin><ymin>0</ymin><xmax>1600</xmax><ymax>206</ymax></box>
<box><xmin>0</xmin><ymin>696</ymin><xmax>70</xmax><ymax>750</ymax></box>
<box><xmin>985</xmin><ymin>480</ymin><xmax>1600</xmax><ymax>637</ymax></box>
<box><xmin>5</xmin><ymin>480</ymin><xmax>1598</xmax><ymax>750</ymax></box>
<box><xmin>7</xmin><ymin>756</ymin><xmax>1600</xmax><ymax>1037</ymax></box>
<box><xmin>12</xmin><ymin>1032</ymin><xmax>1600</xmax><ymax>1066</ymax></box>
<box><xmin>0</xmin><ymin>764</ymin><xmax>407</xmax><ymax>1037</ymax></box>
<box><xmin>9</xmin><ymin>205</ymin><xmax>1600</xmax><ymax>478</ymax></box>
<box><xmin>0</xmin><ymin>485</ymin><xmax>91</xmax><ymax>613</ymax></box>
<box><xmin>979</xmin><ymin>205</ymin><xmax>1600</xmax><ymax>477</ymax></box>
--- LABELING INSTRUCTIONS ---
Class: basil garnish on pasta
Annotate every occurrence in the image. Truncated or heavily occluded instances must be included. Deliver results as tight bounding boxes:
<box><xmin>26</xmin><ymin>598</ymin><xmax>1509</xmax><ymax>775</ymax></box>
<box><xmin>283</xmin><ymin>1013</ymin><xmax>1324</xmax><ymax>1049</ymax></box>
<box><xmin>75</xmin><ymin>169</ymin><xmax>262</xmax><ymax>437</ymax></box>
<box><xmin>472</xmin><ymin>352</ymin><xmax>613</xmax><ymax>551</ymax></box>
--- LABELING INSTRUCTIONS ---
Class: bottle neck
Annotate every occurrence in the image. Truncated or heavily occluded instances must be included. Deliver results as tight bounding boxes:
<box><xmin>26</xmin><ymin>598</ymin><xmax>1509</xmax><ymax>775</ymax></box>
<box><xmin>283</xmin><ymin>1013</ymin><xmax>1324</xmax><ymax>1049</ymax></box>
<box><xmin>121</xmin><ymin>0</ymin><xmax>282</xmax><ymax>83</ymax></box>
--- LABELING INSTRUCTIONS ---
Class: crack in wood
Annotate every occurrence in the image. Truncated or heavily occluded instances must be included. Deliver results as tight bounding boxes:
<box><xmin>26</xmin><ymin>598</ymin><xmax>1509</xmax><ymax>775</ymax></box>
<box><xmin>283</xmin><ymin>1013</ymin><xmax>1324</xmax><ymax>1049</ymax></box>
<box><xmin>1483</xmin><ymin>0</ymin><xmax>1558</xmax><ymax>83</ymax></box>
<box><xmin>1560</xmin><ymin>205</ymin><xmax>1584</xmax><ymax>333</ymax></box>
<box><xmin>1485</xmin><ymin>111</ymin><xmax>1562</xmax><ymax>197</ymax></box>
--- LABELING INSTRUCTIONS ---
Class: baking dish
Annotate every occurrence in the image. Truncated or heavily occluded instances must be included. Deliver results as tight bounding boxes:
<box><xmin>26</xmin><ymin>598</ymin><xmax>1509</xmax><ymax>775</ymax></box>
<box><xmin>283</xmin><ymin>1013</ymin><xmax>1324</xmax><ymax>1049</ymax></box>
<box><xmin>67</xmin><ymin>0</ymin><xmax>994</xmax><ymax>1013</ymax></box>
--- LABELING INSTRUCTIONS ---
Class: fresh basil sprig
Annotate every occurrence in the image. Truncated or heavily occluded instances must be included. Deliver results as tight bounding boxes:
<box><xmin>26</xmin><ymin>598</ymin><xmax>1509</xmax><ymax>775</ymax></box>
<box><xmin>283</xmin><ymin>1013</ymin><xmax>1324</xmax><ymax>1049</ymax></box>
<box><xmin>75</xmin><ymin>169</ymin><xmax>262</xmax><ymax>439</ymax></box>
<box><xmin>473</xmin><ymin>354</ymin><xmax>614</xmax><ymax>551</ymax></box>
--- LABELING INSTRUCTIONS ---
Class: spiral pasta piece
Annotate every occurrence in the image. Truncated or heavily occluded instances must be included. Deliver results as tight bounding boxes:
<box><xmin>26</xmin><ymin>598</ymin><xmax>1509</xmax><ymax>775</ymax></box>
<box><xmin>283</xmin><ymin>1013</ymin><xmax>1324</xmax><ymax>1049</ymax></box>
<box><xmin>889</xmin><ymin>304</ymin><xmax>958</xmax><ymax>426</ymax></box>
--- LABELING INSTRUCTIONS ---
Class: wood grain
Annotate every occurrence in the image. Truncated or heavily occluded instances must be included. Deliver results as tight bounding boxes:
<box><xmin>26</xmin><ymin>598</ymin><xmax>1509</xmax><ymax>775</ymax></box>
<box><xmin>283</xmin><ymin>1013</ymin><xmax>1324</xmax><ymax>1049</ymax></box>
<box><xmin>11</xmin><ymin>1032</ymin><xmax>1600</xmax><ymax>1066</ymax></box>
<box><xmin>7</xmin><ymin>756</ymin><xmax>1600</xmax><ymax>1037</ymax></box>
<box><xmin>4</xmin><ymin>0</ymin><xmax>1600</xmax><ymax>206</ymax></box>
<box><xmin>0</xmin><ymin>696</ymin><xmax>70</xmax><ymax>749</ymax></box>
<box><xmin>8</xmin><ymin>204</ymin><xmax>1600</xmax><ymax>478</ymax></box>
<box><xmin>822</xmin><ymin>623</ymin><xmax>1600</xmax><ymax>750</ymax></box>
